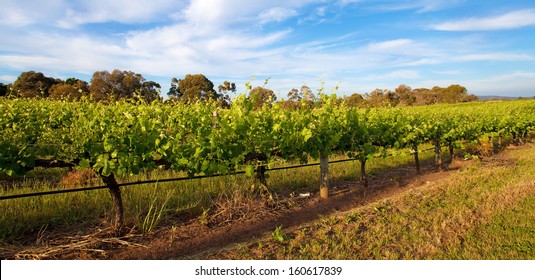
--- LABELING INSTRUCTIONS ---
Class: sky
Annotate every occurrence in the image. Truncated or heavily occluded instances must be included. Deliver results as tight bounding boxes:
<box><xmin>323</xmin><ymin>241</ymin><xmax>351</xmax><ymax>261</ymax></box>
<box><xmin>1</xmin><ymin>0</ymin><xmax>535</xmax><ymax>98</ymax></box>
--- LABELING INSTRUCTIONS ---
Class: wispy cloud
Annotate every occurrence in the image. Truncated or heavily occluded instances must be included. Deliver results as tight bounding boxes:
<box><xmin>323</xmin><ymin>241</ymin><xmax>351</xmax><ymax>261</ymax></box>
<box><xmin>456</xmin><ymin>53</ymin><xmax>534</xmax><ymax>62</ymax></box>
<box><xmin>258</xmin><ymin>7</ymin><xmax>299</xmax><ymax>24</ymax></box>
<box><xmin>365</xmin><ymin>70</ymin><xmax>422</xmax><ymax>80</ymax></box>
<box><xmin>337</xmin><ymin>0</ymin><xmax>362</xmax><ymax>6</ymax></box>
<box><xmin>0</xmin><ymin>0</ymin><xmax>183</xmax><ymax>28</ymax></box>
<box><xmin>60</xmin><ymin>0</ymin><xmax>180</xmax><ymax>28</ymax></box>
<box><xmin>432</xmin><ymin>70</ymin><xmax>462</xmax><ymax>75</ymax></box>
<box><xmin>365</xmin><ymin>39</ymin><xmax>416</xmax><ymax>53</ymax></box>
<box><xmin>362</xmin><ymin>0</ymin><xmax>464</xmax><ymax>13</ymax></box>
<box><xmin>431</xmin><ymin>9</ymin><xmax>535</xmax><ymax>31</ymax></box>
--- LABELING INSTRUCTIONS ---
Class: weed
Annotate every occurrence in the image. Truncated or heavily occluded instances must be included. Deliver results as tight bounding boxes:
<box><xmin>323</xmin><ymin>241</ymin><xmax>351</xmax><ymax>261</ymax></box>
<box><xmin>271</xmin><ymin>225</ymin><xmax>287</xmax><ymax>243</ymax></box>
<box><xmin>198</xmin><ymin>208</ymin><xmax>210</xmax><ymax>226</ymax></box>
<box><xmin>141</xmin><ymin>187</ymin><xmax>171</xmax><ymax>233</ymax></box>
<box><xmin>477</xmin><ymin>137</ymin><xmax>494</xmax><ymax>157</ymax></box>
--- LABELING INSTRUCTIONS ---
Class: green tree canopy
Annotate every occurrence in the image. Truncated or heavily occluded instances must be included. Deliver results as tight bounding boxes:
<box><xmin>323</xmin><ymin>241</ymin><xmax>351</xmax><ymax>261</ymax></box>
<box><xmin>395</xmin><ymin>84</ymin><xmax>416</xmax><ymax>106</ymax></box>
<box><xmin>89</xmin><ymin>69</ymin><xmax>161</xmax><ymax>102</ymax></box>
<box><xmin>216</xmin><ymin>80</ymin><xmax>235</xmax><ymax>107</ymax></box>
<box><xmin>360</xmin><ymin>84</ymin><xmax>477</xmax><ymax>107</ymax></box>
<box><xmin>287</xmin><ymin>85</ymin><xmax>315</xmax><ymax>102</ymax></box>
<box><xmin>217</xmin><ymin>80</ymin><xmax>236</xmax><ymax>95</ymax></box>
<box><xmin>11</xmin><ymin>71</ymin><xmax>59</xmax><ymax>98</ymax></box>
<box><xmin>414</xmin><ymin>85</ymin><xmax>476</xmax><ymax>104</ymax></box>
<box><xmin>0</xmin><ymin>83</ymin><xmax>7</xmax><ymax>97</ymax></box>
<box><xmin>49</xmin><ymin>78</ymin><xmax>90</xmax><ymax>101</ymax></box>
<box><xmin>248</xmin><ymin>86</ymin><xmax>276</xmax><ymax>109</ymax></box>
<box><xmin>287</xmin><ymin>88</ymin><xmax>300</xmax><ymax>102</ymax></box>
<box><xmin>365</xmin><ymin>88</ymin><xmax>398</xmax><ymax>107</ymax></box>
<box><xmin>344</xmin><ymin>93</ymin><xmax>364</xmax><ymax>107</ymax></box>
<box><xmin>167</xmin><ymin>74</ymin><xmax>221</xmax><ymax>103</ymax></box>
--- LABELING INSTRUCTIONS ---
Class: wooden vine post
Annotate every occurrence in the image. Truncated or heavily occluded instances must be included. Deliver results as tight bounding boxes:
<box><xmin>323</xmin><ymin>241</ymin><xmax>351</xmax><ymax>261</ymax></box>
<box><xmin>360</xmin><ymin>157</ymin><xmax>368</xmax><ymax>188</ymax></box>
<box><xmin>254</xmin><ymin>164</ymin><xmax>275</xmax><ymax>202</ymax></box>
<box><xmin>434</xmin><ymin>126</ymin><xmax>443</xmax><ymax>171</ymax></box>
<box><xmin>449</xmin><ymin>143</ymin><xmax>455</xmax><ymax>163</ymax></box>
<box><xmin>319</xmin><ymin>152</ymin><xmax>329</xmax><ymax>199</ymax></box>
<box><xmin>100</xmin><ymin>173</ymin><xmax>125</xmax><ymax>234</ymax></box>
<box><xmin>413</xmin><ymin>143</ymin><xmax>421</xmax><ymax>174</ymax></box>
<box><xmin>254</xmin><ymin>165</ymin><xmax>268</xmax><ymax>190</ymax></box>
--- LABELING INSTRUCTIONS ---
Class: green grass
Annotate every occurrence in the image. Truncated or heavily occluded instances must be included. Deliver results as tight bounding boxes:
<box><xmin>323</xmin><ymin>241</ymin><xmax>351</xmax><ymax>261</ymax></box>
<box><xmin>206</xmin><ymin>144</ymin><xmax>535</xmax><ymax>260</ymax></box>
<box><xmin>437</xmin><ymin>191</ymin><xmax>534</xmax><ymax>259</ymax></box>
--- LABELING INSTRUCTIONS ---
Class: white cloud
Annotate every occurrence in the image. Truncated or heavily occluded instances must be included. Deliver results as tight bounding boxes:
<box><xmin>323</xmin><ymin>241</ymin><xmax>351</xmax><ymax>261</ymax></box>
<box><xmin>399</xmin><ymin>58</ymin><xmax>442</xmax><ymax>67</ymax></box>
<box><xmin>432</xmin><ymin>70</ymin><xmax>462</xmax><ymax>75</ymax></box>
<box><xmin>388</xmin><ymin>70</ymin><xmax>421</xmax><ymax>79</ymax></box>
<box><xmin>0</xmin><ymin>0</ymin><xmax>184</xmax><ymax>28</ymax></box>
<box><xmin>366</xmin><ymin>39</ymin><xmax>415</xmax><ymax>52</ymax></box>
<box><xmin>298</xmin><ymin>5</ymin><xmax>331</xmax><ymax>25</ymax></box>
<box><xmin>337</xmin><ymin>0</ymin><xmax>362</xmax><ymax>6</ymax></box>
<box><xmin>0</xmin><ymin>30</ymin><xmax>133</xmax><ymax>75</ymax></box>
<box><xmin>431</xmin><ymin>9</ymin><xmax>535</xmax><ymax>31</ymax></box>
<box><xmin>0</xmin><ymin>55</ymin><xmax>58</xmax><ymax>69</ymax></box>
<box><xmin>364</xmin><ymin>0</ymin><xmax>464</xmax><ymax>13</ymax></box>
<box><xmin>258</xmin><ymin>7</ymin><xmax>298</xmax><ymax>24</ymax></box>
<box><xmin>365</xmin><ymin>70</ymin><xmax>421</xmax><ymax>80</ymax></box>
<box><xmin>182</xmin><ymin>0</ymin><xmax>230</xmax><ymax>29</ymax></box>
<box><xmin>315</xmin><ymin>6</ymin><xmax>327</xmax><ymax>17</ymax></box>
<box><xmin>361</xmin><ymin>39</ymin><xmax>442</xmax><ymax>65</ymax></box>
<box><xmin>1</xmin><ymin>0</ymin><xmax>534</xmax><ymax>98</ymax></box>
<box><xmin>58</xmin><ymin>0</ymin><xmax>183</xmax><ymax>28</ymax></box>
<box><xmin>415</xmin><ymin>0</ymin><xmax>464</xmax><ymax>13</ymax></box>
<box><xmin>0</xmin><ymin>0</ymin><xmax>65</xmax><ymax>26</ymax></box>
<box><xmin>2</xmin><ymin>9</ymin><xmax>34</xmax><ymax>26</ymax></box>
<box><xmin>456</xmin><ymin>53</ymin><xmax>534</xmax><ymax>62</ymax></box>
<box><xmin>181</xmin><ymin>0</ymin><xmax>320</xmax><ymax>29</ymax></box>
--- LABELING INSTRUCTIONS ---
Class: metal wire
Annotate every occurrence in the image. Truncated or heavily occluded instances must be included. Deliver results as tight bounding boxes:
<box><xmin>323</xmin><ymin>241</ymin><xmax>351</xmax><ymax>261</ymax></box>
<box><xmin>0</xmin><ymin>146</ymin><xmax>436</xmax><ymax>201</ymax></box>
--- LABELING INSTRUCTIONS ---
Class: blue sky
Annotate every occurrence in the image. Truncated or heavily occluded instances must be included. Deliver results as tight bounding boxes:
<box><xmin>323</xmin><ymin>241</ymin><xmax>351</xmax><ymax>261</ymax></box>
<box><xmin>1</xmin><ymin>0</ymin><xmax>535</xmax><ymax>97</ymax></box>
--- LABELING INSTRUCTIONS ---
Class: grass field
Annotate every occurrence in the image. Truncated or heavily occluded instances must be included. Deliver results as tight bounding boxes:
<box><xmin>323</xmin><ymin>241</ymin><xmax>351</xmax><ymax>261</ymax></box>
<box><xmin>204</xmin><ymin>144</ymin><xmax>535</xmax><ymax>260</ymax></box>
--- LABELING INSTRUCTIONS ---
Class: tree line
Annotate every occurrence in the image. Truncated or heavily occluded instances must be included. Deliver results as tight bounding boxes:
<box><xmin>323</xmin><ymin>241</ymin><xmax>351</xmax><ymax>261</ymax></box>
<box><xmin>0</xmin><ymin>69</ymin><xmax>479</xmax><ymax>107</ymax></box>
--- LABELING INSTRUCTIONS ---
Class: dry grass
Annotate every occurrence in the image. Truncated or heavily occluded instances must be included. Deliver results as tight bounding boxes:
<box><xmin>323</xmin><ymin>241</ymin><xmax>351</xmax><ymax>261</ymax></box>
<box><xmin>14</xmin><ymin>234</ymin><xmax>146</xmax><ymax>260</ymax></box>
<box><xmin>205</xmin><ymin>144</ymin><xmax>535</xmax><ymax>260</ymax></box>
<box><xmin>60</xmin><ymin>168</ymin><xmax>99</xmax><ymax>189</ymax></box>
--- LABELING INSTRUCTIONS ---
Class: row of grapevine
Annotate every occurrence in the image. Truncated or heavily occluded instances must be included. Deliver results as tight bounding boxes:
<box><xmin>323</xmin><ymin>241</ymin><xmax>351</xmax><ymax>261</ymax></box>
<box><xmin>2</xmin><ymin>97</ymin><xmax>535</xmax><ymax>231</ymax></box>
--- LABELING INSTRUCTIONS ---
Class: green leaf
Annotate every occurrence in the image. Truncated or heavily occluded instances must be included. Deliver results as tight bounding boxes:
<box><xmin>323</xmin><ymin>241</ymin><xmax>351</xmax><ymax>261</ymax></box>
<box><xmin>79</xmin><ymin>158</ymin><xmax>91</xmax><ymax>168</ymax></box>
<box><xmin>5</xmin><ymin>169</ymin><xmax>14</xmax><ymax>177</ymax></box>
<box><xmin>245</xmin><ymin>165</ymin><xmax>255</xmax><ymax>177</ymax></box>
<box><xmin>201</xmin><ymin>160</ymin><xmax>210</xmax><ymax>172</ymax></box>
<box><xmin>101</xmin><ymin>160</ymin><xmax>111</xmax><ymax>176</ymax></box>
<box><xmin>301</xmin><ymin>128</ymin><xmax>312</xmax><ymax>142</ymax></box>
<box><xmin>103</xmin><ymin>140</ymin><xmax>113</xmax><ymax>152</ymax></box>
